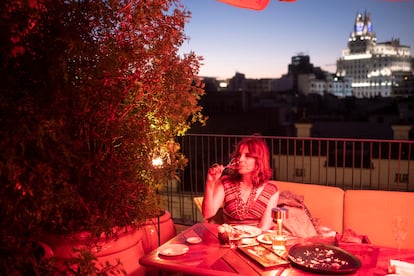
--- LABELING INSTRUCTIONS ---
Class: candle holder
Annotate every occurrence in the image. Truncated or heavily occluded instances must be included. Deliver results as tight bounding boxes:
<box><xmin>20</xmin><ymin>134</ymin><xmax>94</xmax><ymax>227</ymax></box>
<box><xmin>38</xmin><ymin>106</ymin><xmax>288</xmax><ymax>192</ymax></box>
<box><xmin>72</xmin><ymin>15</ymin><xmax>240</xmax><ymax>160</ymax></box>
<box><xmin>271</xmin><ymin>207</ymin><xmax>289</xmax><ymax>252</ymax></box>
<box><xmin>272</xmin><ymin>207</ymin><xmax>288</xmax><ymax>233</ymax></box>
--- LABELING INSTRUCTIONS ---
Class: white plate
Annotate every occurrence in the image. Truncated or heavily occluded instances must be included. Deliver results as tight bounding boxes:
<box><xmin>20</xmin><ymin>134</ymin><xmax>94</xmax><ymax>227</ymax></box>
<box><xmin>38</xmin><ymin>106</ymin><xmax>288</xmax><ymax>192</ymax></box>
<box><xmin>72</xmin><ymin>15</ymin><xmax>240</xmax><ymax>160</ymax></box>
<box><xmin>257</xmin><ymin>233</ymin><xmax>273</xmax><ymax>245</ymax></box>
<box><xmin>186</xmin><ymin>236</ymin><xmax>202</xmax><ymax>244</ymax></box>
<box><xmin>158</xmin><ymin>244</ymin><xmax>189</xmax><ymax>256</ymax></box>
<box><xmin>241</xmin><ymin>237</ymin><xmax>258</xmax><ymax>245</ymax></box>
<box><xmin>233</xmin><ymin>225</ymin><xmax>262</xmax><ymax>238</ymax></box>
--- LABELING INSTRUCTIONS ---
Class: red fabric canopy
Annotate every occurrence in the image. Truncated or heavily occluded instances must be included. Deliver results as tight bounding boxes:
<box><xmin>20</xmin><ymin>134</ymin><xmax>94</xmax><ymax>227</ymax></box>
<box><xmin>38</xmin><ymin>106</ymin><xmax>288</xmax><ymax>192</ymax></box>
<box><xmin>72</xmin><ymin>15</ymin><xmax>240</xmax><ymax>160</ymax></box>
<box><xmin>217</xmin><ymin>0</ymin><xmax>296</xmax><ymax>10</ymax></box>
<box><xmin>217</xmin><ymin>0</ymin><xmax>271</xmax><ymax>10</ymax></box>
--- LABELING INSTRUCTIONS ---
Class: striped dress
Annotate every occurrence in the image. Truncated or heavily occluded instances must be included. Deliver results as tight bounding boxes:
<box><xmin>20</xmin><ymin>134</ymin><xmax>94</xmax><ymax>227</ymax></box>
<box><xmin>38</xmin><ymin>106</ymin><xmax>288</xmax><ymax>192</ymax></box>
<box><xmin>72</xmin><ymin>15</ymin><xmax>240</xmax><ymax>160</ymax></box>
<box><xmin>222</xmin><ymin>180</ymin><xmax>279</xmax><ymax>226</ymax></box>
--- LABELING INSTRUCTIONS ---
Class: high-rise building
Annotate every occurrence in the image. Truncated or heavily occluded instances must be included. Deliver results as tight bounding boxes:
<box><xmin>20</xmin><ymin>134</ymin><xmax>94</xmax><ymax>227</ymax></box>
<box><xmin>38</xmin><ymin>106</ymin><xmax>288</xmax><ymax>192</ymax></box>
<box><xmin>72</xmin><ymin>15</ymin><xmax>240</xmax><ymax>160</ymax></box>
<box><xmin>336</xmin><ymin>12</ymin><xmax>413</xmax><ymax>98</ymax></box>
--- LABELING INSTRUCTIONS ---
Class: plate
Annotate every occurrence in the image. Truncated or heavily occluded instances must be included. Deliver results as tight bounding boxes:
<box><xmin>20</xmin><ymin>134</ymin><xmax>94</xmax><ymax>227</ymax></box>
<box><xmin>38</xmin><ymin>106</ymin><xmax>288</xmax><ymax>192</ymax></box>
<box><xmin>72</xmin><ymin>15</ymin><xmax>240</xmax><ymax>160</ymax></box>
<box><xmin>242</xmin><ymin>237</ymin><xmax>258</xmax><ymax>245</ymax></box>
<box><xmin>158</xmin><ymin>244</ymin><xmax>189</xmax><ymax>256</ymax></box>
<box><xmin>233</xmin><ymin>225</ymin><xmax>262</xmax><ymax>238</ymax></box>
<box><xmin>257</xmin><ymin>233</ymin><xmax>300</xmax><ymax>245</ymax></box>
<box><xmin>288</xmin><ymin>243</ymin><xmax>361</xmax><ymax>274</ymax></box>
<box><xmin>257</xmin><ymin>233</ymin><xmax>273</xmax><ymax>245</ymax></box>
<box><xmin>186</xmin><ymin>236</ymin><xmax>202</xmax><ymax>244</ymax></box>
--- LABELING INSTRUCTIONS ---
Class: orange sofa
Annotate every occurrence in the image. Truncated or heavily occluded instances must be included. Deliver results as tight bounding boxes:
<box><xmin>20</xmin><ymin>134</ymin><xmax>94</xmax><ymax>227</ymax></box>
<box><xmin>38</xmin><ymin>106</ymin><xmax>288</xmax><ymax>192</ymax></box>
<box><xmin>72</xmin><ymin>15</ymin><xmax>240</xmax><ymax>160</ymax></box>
<box><xmin>277</xmin><ymin>181</ymin><xmax>414</xmax><ymax>249</ymax></box>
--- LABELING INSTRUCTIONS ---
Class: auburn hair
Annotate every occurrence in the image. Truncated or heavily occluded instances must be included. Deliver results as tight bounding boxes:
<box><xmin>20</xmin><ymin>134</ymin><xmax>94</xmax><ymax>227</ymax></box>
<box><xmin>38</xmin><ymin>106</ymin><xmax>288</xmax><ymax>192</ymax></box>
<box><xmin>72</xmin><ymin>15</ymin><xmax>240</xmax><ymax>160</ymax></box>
<box><xmin>225</xmin><ymin>136</ymin><xmax>272</xmax><ymax>186</ymax></box>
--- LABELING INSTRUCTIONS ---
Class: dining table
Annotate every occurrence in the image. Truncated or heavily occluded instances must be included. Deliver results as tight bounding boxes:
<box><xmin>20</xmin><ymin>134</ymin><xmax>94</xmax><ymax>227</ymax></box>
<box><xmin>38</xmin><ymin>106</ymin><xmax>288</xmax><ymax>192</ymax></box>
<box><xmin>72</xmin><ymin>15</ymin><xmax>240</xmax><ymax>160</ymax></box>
<box><xmin>139</xmin><ymin>222</ymin><xmax>414</xmax><ymax>276</ymax></box>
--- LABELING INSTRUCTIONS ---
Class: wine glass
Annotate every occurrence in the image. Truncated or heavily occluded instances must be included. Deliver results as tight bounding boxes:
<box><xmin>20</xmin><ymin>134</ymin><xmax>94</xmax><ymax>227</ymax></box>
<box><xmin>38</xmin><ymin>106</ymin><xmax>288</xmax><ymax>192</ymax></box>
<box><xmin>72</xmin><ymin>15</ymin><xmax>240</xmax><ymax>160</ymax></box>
<box><xmin>392</xmin><ymin>216</ymin><xmax>408</xmax><ymax>260</ymax></box>
<box><xmin>210</xmin><ymin>158</ymin><xmax>239</xmax><ymax>176</ymax></box>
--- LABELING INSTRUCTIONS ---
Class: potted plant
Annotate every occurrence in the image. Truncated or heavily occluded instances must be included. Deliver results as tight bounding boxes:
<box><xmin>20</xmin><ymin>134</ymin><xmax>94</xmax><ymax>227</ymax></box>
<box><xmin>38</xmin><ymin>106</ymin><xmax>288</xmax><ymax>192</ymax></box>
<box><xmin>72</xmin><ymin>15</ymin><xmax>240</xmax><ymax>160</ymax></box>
<box><xmin>0</xmin><ymin>0</ymin><xmax>205</xmax><ymax>274</ymax></box>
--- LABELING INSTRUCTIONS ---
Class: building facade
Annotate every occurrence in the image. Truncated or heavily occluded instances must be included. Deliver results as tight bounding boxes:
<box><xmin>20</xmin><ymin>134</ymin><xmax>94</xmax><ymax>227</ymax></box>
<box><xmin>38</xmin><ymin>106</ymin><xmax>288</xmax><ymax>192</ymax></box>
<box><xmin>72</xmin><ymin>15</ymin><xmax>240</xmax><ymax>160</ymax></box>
<box><xmin>336</xmin><ymin>12</ymin><xmax>414</xmax><ymax>98</ymax></box>
<box><xmin>298</xmin><ymin>73</ymin><xmax>353</xmax><ymax>98</ymax></box>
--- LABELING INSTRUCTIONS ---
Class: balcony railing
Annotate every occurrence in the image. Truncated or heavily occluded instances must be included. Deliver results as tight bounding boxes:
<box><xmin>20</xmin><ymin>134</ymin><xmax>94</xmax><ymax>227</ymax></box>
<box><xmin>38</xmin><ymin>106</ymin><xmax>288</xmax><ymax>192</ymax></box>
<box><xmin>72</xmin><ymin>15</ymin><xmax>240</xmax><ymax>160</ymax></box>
<box><xmin>161</xmin><ymin>134</ymin><xmax>414</xmax><ymax>225</ymax></box>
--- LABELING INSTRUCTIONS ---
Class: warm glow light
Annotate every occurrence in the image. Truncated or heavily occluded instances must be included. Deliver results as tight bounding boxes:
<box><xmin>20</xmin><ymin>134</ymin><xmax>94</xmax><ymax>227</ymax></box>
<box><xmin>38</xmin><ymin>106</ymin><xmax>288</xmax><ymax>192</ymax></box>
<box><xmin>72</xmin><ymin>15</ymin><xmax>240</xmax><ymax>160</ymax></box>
<box><xmin>351</xmin><ymin>81</ymin><xmax>393</xmax><ymax>88</ymax></box>
<box><xmin>380</xmin><ymin>68</ymin><xmax>391</xmax><ymax>76</ymax></box>
<box><xmin>219</xmin><ymin>82</ymin><xmax>228</xmax><ymax>88</ymax></box>
<box><xmin>152</xmin><ymin>157</ymin><xmax>163</xmax><ymax>167</ymax></box>
<box><xmin>352</xmin><ymin>82</ymin><xmax>372</xmax><ymax>87</ymax></box>
<box><xmin>343</xmin><ymin>53</ymin><xmax>372</xmax><ymax>60</ymax></box>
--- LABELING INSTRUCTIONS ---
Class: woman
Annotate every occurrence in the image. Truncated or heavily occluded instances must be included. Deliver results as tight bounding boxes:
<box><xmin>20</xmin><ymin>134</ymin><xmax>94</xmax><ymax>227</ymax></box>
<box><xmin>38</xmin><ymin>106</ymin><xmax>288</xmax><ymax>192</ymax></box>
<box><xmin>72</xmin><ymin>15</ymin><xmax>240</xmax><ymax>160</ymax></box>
<box><xmin>202</xmin><ymin>136</ymin><xmax>279</xmax><ymax>231</ymax></box>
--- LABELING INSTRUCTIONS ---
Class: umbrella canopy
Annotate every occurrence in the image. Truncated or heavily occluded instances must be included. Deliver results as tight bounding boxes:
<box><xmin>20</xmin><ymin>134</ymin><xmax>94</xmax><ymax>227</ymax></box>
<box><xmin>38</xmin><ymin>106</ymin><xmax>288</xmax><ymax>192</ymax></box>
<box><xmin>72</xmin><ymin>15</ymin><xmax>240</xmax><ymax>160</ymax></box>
<box><xmin>217</xmin><ymin>0</ymin><xmax>296</xmax><ymax>11</ymax></box>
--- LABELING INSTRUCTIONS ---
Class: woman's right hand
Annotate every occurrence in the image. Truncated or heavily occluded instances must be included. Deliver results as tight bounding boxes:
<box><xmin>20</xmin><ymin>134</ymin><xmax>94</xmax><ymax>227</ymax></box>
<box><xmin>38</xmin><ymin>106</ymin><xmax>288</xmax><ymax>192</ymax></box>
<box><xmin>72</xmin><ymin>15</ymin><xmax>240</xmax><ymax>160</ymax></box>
<box><xmin>203</xmin><ymin>163</ymin><xmax>225</xmax><ymax>220</ymax></box>
<box><xmin>206</xmin><ymin>163</ymin><xmax>224</xmax><ymax>186</ymax></box>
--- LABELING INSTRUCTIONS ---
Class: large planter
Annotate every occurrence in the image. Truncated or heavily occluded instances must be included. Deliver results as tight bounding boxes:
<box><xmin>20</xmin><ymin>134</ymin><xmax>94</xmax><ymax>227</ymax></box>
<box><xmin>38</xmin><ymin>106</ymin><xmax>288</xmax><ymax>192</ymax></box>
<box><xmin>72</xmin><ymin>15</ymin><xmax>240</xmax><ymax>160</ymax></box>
<box><xmin>46</xmin><ymin>226</ymin><xmax>146</xmax><ymax>275</ymax></box>
<box><xmin>44</xmin><ymin>211</ymin><xmax>176</xmax><ymax>275</ymax></box>
<box><xmin>140</xmin><ymin>210</ymin><xmax>177</xmax><ymax>254</ymax></box>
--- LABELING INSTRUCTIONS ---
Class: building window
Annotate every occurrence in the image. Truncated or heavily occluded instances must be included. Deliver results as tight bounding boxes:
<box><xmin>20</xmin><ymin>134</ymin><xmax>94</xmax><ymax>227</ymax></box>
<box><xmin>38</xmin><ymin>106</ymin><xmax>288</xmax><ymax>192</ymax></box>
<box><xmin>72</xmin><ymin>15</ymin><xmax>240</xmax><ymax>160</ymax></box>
<box><xmin>326</xmin><ymin>142</ymin><xmax>373</xmax><ymax>169</ymax></box>
<box><xmin>395</xmin><ymin>173</ymin><xmax>408</xmax><ymax>183</ymax></box>
<box><xmin>295</xmin><ymin>168</ymin><xmax>305</xmax><ymax>177</ymax></box>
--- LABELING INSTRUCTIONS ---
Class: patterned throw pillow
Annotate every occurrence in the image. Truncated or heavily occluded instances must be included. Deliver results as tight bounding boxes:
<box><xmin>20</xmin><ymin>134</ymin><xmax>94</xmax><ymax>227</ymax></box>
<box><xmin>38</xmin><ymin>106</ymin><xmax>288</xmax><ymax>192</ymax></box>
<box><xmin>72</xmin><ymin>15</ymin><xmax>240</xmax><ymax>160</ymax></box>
<box><xmin>277</xmin><ymin>190</ymin><xmax>320</xmax><ymax>238</ymax></box>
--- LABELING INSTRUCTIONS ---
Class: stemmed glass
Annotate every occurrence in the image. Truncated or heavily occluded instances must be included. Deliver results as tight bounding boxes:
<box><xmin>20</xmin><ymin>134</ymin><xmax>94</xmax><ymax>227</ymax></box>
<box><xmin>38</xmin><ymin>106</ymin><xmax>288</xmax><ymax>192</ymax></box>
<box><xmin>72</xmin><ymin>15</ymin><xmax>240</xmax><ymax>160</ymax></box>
<box><xmin>392</xmin><ymin>216</ymin><xmax>408</xmax><ymax>260</ymax></box>
<box><xmin>210</xmin><ymin>158</ymin><xmax>239</xmax><ymax>176</ymax></box>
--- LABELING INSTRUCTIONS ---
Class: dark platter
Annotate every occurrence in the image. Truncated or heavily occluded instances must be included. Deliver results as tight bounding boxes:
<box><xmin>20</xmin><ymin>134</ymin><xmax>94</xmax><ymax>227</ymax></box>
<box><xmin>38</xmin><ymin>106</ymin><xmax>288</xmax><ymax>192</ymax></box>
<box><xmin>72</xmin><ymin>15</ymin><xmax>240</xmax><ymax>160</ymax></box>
<box><xmin>288</xmin><ymin>243</ymin><xmax>361</xmax><ymax>274</ymax></box>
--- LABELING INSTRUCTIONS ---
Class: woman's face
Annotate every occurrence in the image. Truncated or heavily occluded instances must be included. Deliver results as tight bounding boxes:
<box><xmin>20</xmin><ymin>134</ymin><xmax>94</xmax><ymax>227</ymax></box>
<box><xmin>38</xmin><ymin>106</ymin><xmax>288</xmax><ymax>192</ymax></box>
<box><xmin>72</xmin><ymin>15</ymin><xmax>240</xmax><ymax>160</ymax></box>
<box><xmin>237</xmin><ymin>145</ymin><xmax>256</xmax><ymax>175</ymax></box>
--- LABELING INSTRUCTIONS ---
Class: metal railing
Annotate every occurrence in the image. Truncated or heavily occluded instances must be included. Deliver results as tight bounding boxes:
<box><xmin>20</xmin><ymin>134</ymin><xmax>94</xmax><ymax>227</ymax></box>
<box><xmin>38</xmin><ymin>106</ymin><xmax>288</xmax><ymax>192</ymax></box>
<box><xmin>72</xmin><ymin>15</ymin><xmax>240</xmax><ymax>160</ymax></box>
<box><xmin>161</xmin><ymin>134</ymin><xmax>413</xmax><ymax>225</ymax></box>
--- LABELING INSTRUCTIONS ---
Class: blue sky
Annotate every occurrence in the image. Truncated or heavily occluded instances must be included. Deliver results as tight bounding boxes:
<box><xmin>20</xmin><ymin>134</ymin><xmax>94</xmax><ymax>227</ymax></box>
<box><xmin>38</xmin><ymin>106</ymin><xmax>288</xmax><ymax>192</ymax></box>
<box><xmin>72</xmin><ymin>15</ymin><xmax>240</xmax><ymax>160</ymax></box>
<box><xmin>179</xmin><ymin>0</ymin><xmax>414</xmax><ymax>79</ymax></box>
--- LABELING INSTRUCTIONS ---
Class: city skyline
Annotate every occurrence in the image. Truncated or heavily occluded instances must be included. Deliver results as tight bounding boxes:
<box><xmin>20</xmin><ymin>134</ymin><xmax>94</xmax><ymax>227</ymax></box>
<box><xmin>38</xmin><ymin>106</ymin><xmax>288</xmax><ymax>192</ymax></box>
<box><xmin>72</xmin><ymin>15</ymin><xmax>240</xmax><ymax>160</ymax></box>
<box><xmin>179</xmin><ymin>0</ymin><xmax>414</xmax><ymax>80</ymax></box>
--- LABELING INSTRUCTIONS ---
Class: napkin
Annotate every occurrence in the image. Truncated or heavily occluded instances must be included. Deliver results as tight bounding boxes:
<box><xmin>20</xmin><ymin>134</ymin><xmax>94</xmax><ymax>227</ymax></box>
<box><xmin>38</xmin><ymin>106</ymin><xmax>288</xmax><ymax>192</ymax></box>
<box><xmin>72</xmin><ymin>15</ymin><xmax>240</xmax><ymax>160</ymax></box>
<box><xmin>388</xmin><ymin>259</ymin><xmax>414</xmax><ymax>275</ymax></box>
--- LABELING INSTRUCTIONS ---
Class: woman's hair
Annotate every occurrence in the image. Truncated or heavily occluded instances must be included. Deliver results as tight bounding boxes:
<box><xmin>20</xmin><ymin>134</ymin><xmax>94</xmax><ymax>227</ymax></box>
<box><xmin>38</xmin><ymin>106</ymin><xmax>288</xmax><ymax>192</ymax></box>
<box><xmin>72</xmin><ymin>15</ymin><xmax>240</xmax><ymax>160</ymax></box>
<box><xmin>225</xmin><ymin>136</ymin><xmax>272</xmax><ymax>186</ymax></box>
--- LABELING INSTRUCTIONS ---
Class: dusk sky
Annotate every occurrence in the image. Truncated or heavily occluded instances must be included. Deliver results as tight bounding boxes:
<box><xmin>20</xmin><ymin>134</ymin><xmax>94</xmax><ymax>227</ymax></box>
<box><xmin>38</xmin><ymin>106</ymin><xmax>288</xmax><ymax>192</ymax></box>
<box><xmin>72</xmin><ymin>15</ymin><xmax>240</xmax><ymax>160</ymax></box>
<box><xmin>179</xmin><ymin>0</ymin><xmax>414</xmax><ymax>80</ymax></box>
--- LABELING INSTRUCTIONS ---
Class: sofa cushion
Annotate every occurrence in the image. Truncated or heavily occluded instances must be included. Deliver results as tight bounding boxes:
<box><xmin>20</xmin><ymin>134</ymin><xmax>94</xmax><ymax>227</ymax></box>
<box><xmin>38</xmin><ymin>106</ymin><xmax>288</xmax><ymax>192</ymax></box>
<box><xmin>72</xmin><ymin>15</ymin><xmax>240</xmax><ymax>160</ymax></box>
<box><xmin>277</xmin><ymin>181</ymin><xmax>344</xmax><ymax>233</ymax></box>
<box><xmin>344</xmin><ymin>190</ymin><xmax>414</xmax><ymax>249</ymax></box>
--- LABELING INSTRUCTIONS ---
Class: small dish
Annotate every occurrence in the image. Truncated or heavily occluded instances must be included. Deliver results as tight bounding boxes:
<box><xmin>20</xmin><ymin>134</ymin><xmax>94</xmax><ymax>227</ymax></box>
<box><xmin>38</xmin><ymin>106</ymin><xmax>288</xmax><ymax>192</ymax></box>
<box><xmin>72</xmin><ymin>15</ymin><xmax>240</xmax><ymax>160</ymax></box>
<box><xmin>186</xmin><ymin>236</ymin><xmax>202</xmax><ymax>244</ymax></box>
<box><xmin>257</xmin><ymin>233</ymin><xmax>273</xmax><ymax>245</ymax></box>
<box><xmin>241</xmin><ymin>237</ymin><xmax>258</xmax><ymax>245</ymax></box>
<box><xmin>158</xmin><ymin>244</ymin><xmax>189</xmax><ymax>256</ymax></box>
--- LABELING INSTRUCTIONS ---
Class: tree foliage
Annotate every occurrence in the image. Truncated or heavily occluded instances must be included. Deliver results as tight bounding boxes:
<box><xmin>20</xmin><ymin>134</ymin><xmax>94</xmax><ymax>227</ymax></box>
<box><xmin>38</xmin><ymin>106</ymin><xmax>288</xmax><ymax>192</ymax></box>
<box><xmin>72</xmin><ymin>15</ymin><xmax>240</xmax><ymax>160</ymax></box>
<box><xmin>0</xmin><ymin>0</ymin><xmax>205</xmax><ymax>273</ymax></box>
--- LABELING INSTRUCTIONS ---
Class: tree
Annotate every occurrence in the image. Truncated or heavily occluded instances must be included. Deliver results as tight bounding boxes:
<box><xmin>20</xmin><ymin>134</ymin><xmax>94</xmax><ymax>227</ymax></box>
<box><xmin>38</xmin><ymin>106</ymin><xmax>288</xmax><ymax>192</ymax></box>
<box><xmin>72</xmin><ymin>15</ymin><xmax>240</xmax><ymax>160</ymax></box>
<box><xmin>0</xmin><ymin>0</ymin><xmax>205</xmax><ymax>273</ymax></box>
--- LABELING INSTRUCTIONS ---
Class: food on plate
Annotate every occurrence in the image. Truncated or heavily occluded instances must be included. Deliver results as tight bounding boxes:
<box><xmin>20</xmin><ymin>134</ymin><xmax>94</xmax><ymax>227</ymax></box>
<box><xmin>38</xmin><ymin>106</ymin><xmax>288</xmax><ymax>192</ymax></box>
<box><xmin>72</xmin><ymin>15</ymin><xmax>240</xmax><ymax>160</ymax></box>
<box><xmin>233</xmin><ymin>225</ymin><xmax>262</xmax><ymax>238</ymax></box>
<box><xmin>242</xmin><ymin>238</ymin><xmax>258</xmax><ymax>245</ymax></box>
<box><xmin>218</xmin><ymin>224</ymin><xmax>261</xmax><ymax>245</ymax></box>
<box><xmin>217</xmin><ymin>224</ymin><xmax>233</xmax><ymax>245</ymax></box>
<box><xmin>289</xmin><ymin>246</ymin><xmax>350</xmax><ymax>270</ymax></box>
<box><xmin>247</xmin><ymin>246</ymin><xmax>285</xmax><ymax>265</ymax></box>
<box><xmin>258</xmin><ymin>233</ymin><xmax>273</xmax><ymax>243</ymax></box>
